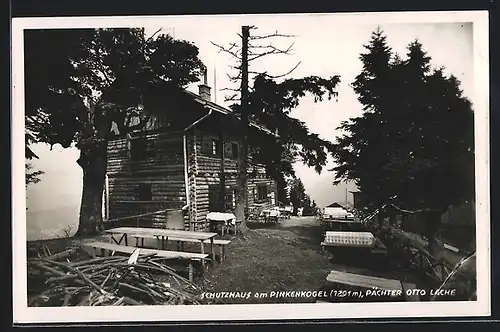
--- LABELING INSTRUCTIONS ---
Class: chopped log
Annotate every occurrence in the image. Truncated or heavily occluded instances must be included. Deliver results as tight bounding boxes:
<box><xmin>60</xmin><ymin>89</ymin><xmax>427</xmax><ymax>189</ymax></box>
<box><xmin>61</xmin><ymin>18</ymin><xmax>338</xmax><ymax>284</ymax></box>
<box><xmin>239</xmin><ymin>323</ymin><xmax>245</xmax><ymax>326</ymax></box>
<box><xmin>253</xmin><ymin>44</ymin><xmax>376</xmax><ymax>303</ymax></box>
<box><xmin>27</xmin><ymin>248</ymin><xmax>207</xmax><ymax>306</ymax></box>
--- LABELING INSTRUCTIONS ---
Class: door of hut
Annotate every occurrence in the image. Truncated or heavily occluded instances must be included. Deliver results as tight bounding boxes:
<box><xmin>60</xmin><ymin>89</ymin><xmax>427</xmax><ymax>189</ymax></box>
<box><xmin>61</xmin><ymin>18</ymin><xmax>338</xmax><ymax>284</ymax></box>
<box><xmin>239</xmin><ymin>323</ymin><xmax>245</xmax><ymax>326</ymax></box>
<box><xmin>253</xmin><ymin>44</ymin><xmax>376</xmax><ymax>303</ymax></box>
<box><xmin>164</xmin><ymin>209</ymin><xmax>185</xmax><ymax>230</ymax></box>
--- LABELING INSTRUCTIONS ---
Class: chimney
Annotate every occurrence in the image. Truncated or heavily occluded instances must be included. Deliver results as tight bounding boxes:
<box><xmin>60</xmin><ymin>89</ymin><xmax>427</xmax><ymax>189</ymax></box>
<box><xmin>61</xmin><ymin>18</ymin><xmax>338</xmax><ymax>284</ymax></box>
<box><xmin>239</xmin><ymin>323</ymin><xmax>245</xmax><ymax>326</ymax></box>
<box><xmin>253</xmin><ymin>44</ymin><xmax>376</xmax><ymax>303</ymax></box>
<box><xmin>198</xmin><ymin>67</ymin><xmax>211</xmax><ymax>102</ymax></box>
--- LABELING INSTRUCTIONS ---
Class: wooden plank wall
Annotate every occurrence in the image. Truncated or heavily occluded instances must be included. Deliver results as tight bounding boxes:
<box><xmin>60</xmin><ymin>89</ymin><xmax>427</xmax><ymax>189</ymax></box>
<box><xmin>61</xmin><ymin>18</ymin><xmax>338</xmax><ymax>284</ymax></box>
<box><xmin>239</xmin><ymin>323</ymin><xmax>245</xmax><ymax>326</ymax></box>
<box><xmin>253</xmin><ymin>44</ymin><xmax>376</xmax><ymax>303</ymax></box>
<box><xmin>107</xmin><ymin>131</ymin><xmax>187</xmax><ymax>228</ymax></box>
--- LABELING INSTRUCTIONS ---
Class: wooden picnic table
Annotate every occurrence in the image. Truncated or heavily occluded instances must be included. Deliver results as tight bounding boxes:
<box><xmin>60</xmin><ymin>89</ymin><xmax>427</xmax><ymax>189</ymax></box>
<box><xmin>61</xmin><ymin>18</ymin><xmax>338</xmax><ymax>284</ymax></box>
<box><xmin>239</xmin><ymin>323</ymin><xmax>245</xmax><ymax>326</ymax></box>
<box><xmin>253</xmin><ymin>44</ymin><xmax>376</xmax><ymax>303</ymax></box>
<box><xmin>105</xmin><ymin>227</ymin><xmax>218</xmax><ymax>266</ymax></box>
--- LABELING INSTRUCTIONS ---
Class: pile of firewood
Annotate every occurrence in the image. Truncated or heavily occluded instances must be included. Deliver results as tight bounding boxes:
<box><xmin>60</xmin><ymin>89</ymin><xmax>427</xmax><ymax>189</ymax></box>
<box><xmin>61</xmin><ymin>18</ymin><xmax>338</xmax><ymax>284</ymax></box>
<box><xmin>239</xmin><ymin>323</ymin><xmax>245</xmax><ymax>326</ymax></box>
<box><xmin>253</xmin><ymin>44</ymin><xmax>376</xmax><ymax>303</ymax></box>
<box><xmin>27</xmin><ymin>245</ymin><xmax>208</xmax><ymax>306</ymax></box>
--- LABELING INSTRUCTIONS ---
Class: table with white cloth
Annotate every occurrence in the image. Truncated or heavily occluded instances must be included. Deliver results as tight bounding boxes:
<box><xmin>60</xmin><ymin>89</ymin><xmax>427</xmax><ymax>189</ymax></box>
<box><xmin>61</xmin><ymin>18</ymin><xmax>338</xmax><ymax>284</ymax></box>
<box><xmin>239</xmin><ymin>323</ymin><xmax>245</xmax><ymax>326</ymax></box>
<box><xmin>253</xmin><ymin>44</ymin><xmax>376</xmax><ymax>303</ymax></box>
<box><xmin>207</xmin><ymin>212</ymin><xmax>237</xmax><ymax>235</ymax></box>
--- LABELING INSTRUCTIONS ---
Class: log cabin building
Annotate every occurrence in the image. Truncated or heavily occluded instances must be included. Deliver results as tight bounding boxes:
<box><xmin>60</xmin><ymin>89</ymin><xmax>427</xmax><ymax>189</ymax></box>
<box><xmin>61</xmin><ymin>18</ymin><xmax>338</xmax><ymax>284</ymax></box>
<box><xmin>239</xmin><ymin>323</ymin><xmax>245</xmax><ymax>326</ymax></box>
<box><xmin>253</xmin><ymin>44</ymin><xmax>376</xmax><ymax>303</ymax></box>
<box><xmin>104</xmin><ymin>73</ymin><xmax>278</xmax><ymax>231</ymax></box>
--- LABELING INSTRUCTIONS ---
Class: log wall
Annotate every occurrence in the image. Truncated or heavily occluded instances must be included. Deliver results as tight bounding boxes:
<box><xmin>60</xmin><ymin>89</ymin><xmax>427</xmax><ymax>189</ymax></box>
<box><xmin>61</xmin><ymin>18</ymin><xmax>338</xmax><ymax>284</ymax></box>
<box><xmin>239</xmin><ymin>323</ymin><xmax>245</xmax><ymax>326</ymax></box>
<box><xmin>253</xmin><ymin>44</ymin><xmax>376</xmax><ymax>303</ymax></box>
<box><xmin>106</xmin><ymin>131</ymin><xmax>187</xmax><ymax>229</ymax></box>
<box><xmin>105</xmin><ymin>125</ymin><xmax>278</xmax><ymax>232</ymax></box>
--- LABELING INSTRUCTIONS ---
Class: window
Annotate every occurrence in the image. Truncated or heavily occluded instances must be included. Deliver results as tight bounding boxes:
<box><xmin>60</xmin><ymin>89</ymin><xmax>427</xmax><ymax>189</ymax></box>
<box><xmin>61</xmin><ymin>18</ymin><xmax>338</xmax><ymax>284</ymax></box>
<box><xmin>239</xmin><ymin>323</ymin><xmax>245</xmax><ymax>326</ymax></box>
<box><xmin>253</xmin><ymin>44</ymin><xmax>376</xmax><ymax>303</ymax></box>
<box><xmin>130</xmin><ymin>137</ymin><xmax>155</xmax><ymax>160</ymax></box>
<box><xmin>135</xmin><ymin>183</ymin><xmax>152</xmax><ymax>201</ymax></box>
<box><xmin>231</xmin><ymin>142</ymin><xmax>239</xmax><ymax>159</ymax></box>
<box><xmin>130</xmin><ymin>137</ymin><xmax>146</xmax><ymax>160</ymax></box>
<box><xmin>256</xmin><ymin>184</ymin><xmax>268</xmax><ymax>202</ymax></box>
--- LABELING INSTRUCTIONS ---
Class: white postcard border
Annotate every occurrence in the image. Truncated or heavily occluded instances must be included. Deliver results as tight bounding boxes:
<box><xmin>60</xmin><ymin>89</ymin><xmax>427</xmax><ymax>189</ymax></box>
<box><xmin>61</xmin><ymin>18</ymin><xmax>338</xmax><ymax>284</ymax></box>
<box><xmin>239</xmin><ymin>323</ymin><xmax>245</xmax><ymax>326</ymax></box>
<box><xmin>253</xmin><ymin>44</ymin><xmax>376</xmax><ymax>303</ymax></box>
<box><xmin>12</xmin><ymin>10</ymin><xmax>491</xmax><ymax>323</ymax></box>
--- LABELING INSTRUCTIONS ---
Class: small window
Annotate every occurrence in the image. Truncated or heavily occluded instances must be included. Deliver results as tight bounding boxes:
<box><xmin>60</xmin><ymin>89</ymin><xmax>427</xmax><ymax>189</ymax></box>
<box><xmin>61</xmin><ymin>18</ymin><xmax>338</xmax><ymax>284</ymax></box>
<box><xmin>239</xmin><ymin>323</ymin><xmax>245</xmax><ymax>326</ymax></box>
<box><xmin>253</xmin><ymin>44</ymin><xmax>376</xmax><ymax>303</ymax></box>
<box><xmin>231</xmin><ymin>142</ymin><xmax>239</xmax><ymax>159</ymax></box>
<box><xmin>256</xmin><ymin>184</ymin><xmax>268</xmax><ymax>202</ymax></box>
<box><xmin>135</xmin><ymin>183</ymin><xmax>152</xmax><ymax>201</ymax></box>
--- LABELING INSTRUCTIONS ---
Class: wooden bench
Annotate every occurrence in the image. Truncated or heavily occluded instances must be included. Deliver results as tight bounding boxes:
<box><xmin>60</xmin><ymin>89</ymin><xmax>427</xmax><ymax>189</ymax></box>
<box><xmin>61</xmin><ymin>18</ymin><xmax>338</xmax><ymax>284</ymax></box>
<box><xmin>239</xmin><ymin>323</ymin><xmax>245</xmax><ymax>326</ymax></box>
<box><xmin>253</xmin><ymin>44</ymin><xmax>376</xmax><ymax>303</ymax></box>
<box><xmin>321</xmin><ymin>242</ymin><xmax>389</xmax><ymax>261</ymax></box>
<box><xmin>83</xmin><ymin>241</ymin><xmax>209</xmax><ymax>281</ymax></box>
<box><xmin>326</xmin><ymin>270</ymin><xmax>419</xmax><ymax>302</ymax></box>
<box><xmin>124</xmin><ymin>234</ymin><xmax>231</xmax><ymax>262</ymax></box>
<box><xmin>169</xmin><ymin>237</ymin><xmax>231</xmax><ymax>262</ymax></box>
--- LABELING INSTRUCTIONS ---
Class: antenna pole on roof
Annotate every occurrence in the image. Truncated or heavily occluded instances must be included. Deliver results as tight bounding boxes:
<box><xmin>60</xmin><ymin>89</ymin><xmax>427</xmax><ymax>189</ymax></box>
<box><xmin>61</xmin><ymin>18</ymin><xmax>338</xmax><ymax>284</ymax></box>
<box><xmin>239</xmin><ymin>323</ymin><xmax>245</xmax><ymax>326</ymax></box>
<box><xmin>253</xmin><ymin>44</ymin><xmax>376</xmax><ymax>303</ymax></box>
<box><xmin>214</xmin><ymin>65</ymin><xmax>217</xmax><ymax>103</ymax></box>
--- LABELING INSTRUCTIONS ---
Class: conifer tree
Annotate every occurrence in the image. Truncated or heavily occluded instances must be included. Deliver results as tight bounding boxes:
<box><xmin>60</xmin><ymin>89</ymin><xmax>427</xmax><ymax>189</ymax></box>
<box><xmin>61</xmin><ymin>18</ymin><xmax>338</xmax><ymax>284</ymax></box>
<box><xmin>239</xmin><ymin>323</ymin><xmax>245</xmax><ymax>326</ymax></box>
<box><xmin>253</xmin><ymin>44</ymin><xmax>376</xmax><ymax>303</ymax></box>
<box><xmin>332</xmin><ymin>29</ymin><xmax>474</xmax><ymax>253</ymax></box>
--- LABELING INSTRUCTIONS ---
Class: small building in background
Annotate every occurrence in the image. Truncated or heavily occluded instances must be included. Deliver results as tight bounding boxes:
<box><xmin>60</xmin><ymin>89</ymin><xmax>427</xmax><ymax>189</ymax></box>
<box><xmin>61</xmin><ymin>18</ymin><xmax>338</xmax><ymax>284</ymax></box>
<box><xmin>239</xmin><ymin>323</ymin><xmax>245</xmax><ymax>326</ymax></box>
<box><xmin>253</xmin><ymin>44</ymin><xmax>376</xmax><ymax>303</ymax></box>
<box><xmin>323</xmin><ymin>202</ymin><xmax>355</xmax><ymax>220</ymax></box>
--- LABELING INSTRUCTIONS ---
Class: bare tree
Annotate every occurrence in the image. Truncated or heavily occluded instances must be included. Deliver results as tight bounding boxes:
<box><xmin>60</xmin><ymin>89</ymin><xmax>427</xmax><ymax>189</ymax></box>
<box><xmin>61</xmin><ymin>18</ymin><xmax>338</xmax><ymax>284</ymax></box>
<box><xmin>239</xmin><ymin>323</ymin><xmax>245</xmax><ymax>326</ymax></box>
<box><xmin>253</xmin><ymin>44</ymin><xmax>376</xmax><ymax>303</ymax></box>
<box><xmin>211</xmin><ymin>26</ymin><xmax>311</xmax><ymax>230</ymax></box>
<box><xmin>211</xmin><ymin>27</ymin><xmax>302</xmax><ymax>104</ymax></box>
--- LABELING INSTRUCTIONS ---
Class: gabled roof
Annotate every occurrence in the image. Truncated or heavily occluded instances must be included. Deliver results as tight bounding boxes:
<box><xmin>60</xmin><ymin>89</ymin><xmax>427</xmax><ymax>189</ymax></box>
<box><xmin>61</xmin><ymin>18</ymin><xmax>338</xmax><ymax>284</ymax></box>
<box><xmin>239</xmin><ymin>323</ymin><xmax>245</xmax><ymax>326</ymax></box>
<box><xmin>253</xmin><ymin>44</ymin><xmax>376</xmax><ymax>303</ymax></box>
<box><xmin>183</xmin><ymin>90</ymin><xmax>278</xmax><ymax>137</ymax></box>
<box><xmin>326</xmin><ymin>202</ymin><xmax>346</xmax><ymax>208</ymax></box>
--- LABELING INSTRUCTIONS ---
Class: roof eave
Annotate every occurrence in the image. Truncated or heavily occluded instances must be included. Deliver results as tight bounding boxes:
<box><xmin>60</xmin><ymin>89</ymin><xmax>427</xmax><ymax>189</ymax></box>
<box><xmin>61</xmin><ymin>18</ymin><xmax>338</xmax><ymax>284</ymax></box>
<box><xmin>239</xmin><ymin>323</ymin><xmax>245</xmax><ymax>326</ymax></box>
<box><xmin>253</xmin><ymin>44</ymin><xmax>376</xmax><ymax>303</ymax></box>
<box><xmin>189</xmin><ymin>93</ymin><xmax>278</xmax><ymax>138</ymax></box>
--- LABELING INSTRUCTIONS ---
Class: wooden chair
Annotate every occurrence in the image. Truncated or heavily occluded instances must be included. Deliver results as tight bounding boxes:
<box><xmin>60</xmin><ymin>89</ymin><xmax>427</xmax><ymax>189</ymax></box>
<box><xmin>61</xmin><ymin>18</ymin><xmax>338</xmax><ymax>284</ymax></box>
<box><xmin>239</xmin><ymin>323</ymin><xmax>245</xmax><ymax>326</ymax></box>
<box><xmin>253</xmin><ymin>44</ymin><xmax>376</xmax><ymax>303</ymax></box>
<box><xmin>223</xmin><ymin>219</ymin><xmax>242</xmax><ymax>235</ymax></box>
<box><xmin>234</xmin><ymin>220</ymin><xmax>242</xmax><ymax>234</ymax></box>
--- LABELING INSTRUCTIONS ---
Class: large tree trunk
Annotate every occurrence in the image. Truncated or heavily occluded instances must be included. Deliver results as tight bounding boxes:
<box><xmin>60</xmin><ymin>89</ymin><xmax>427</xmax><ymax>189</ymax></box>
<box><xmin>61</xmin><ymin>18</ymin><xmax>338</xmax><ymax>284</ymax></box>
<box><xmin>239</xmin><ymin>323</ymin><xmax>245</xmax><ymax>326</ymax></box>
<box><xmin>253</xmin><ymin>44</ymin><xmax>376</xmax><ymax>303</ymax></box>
<box><xmin>235</xmin><ymin>145</ymin><xmax>249</xmax><ymax>232</ymax></box>
<box><xmin>234</xmin><ymin>26</ymin><xmax>251</xmax><ymax>233</ymax></box>
<box><xmin>75</xmin><ymin>103</ymin><xmax>112</xmax><ymax>237</ymax></box>
<box><xmin>234</xmin><ymin>115</ymin><xmax>249</xmax><ymax>232</ymax></box>
<box><xmin>76</xmin><ymin>143</ymin><xmax>108</xmax><ymax>237</ymax></box>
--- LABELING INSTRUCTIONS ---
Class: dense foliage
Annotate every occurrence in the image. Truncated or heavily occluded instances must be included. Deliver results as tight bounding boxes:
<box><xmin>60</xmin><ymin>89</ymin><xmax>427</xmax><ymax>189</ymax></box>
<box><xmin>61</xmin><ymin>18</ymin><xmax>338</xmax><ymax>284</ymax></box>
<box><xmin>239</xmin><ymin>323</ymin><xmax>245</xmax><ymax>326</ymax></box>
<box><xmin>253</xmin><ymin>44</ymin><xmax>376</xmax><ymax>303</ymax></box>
<box><xmin>25</xmin><ymin>28</ymin><xmax>205</xmax><ymax>235</ymax></box>
<box><xmin>288</xmin><ymin>177</ymin><xmax>318</xmax><ymax>216</ymax></box>
<box><xmin>231</xmin><ymin>72</ymin><xmax>340</xmax><ymax>207</ymax></box>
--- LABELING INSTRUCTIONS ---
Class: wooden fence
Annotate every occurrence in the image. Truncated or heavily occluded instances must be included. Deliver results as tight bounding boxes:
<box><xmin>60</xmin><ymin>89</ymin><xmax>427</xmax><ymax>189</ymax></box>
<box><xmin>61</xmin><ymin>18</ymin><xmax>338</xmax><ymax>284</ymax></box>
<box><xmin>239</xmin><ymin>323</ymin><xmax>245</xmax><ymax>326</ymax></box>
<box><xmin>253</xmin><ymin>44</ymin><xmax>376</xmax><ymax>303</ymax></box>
<box><xmin>360</xmin><ymin>209</ymin><xmax>475</xmax><ymax>299</ymax></box>
<box><xmin>105</xmin><ymin>208</ymin><xmax>186</xmax><ymax>230</ymax></box>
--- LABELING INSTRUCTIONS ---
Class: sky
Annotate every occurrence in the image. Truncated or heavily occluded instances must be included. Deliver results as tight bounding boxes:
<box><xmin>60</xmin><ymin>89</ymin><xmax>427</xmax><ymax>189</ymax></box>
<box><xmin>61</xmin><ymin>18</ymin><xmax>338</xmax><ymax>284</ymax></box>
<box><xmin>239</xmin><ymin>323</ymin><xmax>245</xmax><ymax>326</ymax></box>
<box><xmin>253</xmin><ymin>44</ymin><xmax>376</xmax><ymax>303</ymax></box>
<box><xmin>24</xmin><ymin>14</ymin><xmax>474</xmax><ymax>239</ymax></box>
<box><xmin>147</xmin><ymin>18</ymin><xmax>473</xmax><ymax>207</ymax></box>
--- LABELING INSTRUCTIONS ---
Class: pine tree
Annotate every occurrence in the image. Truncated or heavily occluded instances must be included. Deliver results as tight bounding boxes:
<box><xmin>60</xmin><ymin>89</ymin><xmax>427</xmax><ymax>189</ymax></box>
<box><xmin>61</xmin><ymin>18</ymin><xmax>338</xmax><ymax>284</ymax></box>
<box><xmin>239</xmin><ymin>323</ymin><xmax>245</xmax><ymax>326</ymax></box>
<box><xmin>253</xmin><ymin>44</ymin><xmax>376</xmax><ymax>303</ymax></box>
<box><xmin>334</xmin><ymin>28</ymin><xmax>396</xmax><ymax>210</ymax></box>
